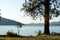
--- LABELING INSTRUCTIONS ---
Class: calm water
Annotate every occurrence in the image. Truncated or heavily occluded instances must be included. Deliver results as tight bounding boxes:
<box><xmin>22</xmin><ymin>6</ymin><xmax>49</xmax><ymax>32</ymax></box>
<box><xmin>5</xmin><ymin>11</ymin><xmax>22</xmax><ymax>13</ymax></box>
<box><xmin>0</xmin><ymin>25</ymin><xmax>60</xmax><ymax>36</ymax></box>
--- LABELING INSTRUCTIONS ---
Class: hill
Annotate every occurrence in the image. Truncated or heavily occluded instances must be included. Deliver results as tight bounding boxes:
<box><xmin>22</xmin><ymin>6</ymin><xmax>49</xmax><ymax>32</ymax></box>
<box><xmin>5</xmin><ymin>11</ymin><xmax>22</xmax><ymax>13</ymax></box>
<box><xmin>24</xmin><ymin>21</ymin><xmax>60</xmax><ymax>26</ymax></box>
<box><xmin>0</xmin><ymin>17</ymin><xmax>23</xmax><ymax>25</ymax></box>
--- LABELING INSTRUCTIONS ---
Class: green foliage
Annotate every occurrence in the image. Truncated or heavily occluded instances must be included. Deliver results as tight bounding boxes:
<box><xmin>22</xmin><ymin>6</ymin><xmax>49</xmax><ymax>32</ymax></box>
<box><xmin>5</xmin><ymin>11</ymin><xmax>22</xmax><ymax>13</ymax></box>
<box><xmin>17</xmin><ymin>23</ymin><xmax>22</xmax><ymax>28</ymax></box>
<box><xmin>6</xmin><ymin>31</ymin><xmax>17</xmax><ymax>37</ymax></box>
<box><xmin>21</xmin><ymin>0</ymin><xmax>60</xmax><ymax>19</ymax></box>
<box><xmin>37</xmin><ymin>30</ymin><xmax>41</xmax><ymax>36</ymax></box>
<box><xmin>52</xmin><ymin>32</ymin><xmax>60</xmax><ymax>35</ymax></box>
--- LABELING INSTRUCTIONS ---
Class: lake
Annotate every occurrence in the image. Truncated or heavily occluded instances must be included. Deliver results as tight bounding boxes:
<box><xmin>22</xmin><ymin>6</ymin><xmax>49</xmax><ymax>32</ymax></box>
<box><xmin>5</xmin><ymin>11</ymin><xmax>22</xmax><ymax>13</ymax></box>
<box><xmin>0</xmin><ymin>25</ymin><xmax>60</xmax><ymax>36</ymax></box>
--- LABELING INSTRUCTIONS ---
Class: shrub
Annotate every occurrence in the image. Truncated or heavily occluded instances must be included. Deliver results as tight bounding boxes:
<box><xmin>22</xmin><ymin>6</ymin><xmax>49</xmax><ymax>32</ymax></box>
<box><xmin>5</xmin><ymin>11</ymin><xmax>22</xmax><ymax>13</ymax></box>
<box><xmin>6</xmin><ymin>31</ymin><xmax>17</xmax><ymax>37</ymax></box>
<box><xmin>52</xmin><ymin>32</ymin><xmax>60</xmax><ymax>35</ymax></box>
<box><xmin>37</xmin><ymin>30</ymin><xmax>41</xmax><ymax>36</ymax></box>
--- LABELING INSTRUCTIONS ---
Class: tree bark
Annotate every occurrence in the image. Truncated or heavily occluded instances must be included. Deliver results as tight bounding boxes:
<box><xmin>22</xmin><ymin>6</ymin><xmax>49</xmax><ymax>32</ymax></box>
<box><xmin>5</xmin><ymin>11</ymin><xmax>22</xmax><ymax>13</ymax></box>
<box><xmin>44</xmin><ymin>0</ymin><xmax>50</xmax><ymax>34</ymax></box>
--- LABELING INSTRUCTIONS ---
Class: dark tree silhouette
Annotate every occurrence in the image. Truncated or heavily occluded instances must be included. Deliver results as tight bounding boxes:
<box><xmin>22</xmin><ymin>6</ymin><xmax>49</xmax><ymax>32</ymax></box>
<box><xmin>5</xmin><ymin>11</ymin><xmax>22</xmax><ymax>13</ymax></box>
<box><xmin>16</xmin><ymin>23</ymin><xmax>22</xmax><ymax>35</ymax></box>
<box><xmin>21</xmin><ymin>0</ymin><xmax>60</xmax><ymax>34</ymax></box>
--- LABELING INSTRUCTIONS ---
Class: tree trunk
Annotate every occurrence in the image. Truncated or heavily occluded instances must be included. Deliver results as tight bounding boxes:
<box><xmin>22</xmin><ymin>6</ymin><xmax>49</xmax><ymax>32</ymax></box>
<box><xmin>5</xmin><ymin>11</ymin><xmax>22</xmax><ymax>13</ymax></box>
<box><xmin>44</xmin><ymin>0</ymin><xmax>50</xmax><ymax>34</ymax></box>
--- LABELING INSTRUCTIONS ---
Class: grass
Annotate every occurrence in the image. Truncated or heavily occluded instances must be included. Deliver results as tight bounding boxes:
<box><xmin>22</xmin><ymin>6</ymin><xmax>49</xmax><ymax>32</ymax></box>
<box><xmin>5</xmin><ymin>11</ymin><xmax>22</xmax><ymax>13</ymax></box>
<box><xmin>0</xmin><ymin>35</ymin><xmax>60</xmax><ymax>40</ymax></box>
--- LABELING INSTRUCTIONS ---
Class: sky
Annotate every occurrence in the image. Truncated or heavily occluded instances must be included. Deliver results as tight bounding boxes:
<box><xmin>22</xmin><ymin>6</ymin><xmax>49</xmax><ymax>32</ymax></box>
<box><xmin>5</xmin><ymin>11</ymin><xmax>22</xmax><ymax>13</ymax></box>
<box><xmin>0</xmin><ymin>0</ymin><xmax>60</xmax><ymax>24</ymax></box>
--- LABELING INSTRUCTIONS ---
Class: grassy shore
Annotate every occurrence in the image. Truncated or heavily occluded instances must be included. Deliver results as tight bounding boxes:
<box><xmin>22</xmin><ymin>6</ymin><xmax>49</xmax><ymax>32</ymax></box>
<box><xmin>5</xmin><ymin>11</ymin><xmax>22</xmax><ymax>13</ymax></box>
<box><xmin>0</xmin><ymin>35</ymin><xmax>60</xmax><ymax>40</ymax></box>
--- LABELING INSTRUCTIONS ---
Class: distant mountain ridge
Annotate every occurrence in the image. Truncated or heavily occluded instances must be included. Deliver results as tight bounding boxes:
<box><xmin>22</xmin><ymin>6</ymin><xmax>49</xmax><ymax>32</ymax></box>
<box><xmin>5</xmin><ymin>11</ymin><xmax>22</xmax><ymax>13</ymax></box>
<box><xmin>50</xmin><ymin>21</ymin><xmax>60</xmax><ymax>26</ymax></box>
<box><xmin>0</xmin><ymin>17</ymin><xmax>23</xmax><ymax>25</ymax></box>
<box><xmin>24</xmin><ymin>21</ymin><xmax>60</xmax><ymax>26</ymax></box>
<box><xmin>1</xmin><ymin>17</ymin><xmax>60</xmax><ymax>26</ymax></box>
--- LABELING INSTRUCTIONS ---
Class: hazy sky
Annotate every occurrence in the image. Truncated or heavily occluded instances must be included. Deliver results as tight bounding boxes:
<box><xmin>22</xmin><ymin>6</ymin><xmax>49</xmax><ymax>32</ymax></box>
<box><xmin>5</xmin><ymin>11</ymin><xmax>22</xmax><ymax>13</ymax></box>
<box><xmin>0</xmin><ymin>0</ymin><xmax>60</xmax><ymax>24</ymax></box>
